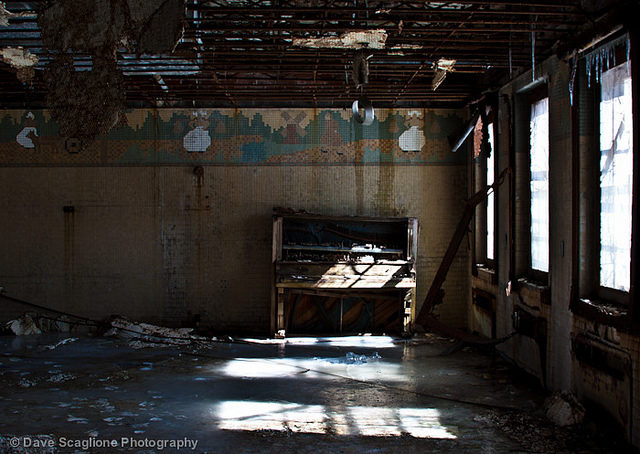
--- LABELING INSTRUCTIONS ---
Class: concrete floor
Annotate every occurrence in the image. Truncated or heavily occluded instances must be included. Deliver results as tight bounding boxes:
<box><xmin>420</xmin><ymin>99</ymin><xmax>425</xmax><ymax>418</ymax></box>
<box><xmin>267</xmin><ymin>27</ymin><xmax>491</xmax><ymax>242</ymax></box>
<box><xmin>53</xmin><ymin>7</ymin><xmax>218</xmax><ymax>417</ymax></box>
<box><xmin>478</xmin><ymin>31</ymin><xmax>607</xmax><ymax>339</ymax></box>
<box><xmin>0</xmin><ymin>333</ymin><xmax>631</xmax><ymax>453</ymax></box>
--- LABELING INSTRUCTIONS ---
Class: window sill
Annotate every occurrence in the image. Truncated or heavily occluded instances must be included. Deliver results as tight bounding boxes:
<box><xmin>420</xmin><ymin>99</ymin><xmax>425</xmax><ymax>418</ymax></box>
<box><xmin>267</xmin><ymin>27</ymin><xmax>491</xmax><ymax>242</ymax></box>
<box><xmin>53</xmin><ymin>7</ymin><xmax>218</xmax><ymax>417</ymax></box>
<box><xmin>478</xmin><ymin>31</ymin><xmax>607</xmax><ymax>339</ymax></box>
<box><xmin>570</xmin><ymin>297</ymin><xmax>632</xmax><ymax>331</ymax></box>
<box><xmin>513</xmin><ymin>277</ymin><xmax>550</xmax><ymax>309</ymax></box>
<box><xmin>475</xmin><ymin>265</ymin><xmax>496</xmax><ymax>283</ymax></box>
<box><xmin>516</xmin><ymin>277</ymin><xmax>551</xmax><ymax>304</ymax></box>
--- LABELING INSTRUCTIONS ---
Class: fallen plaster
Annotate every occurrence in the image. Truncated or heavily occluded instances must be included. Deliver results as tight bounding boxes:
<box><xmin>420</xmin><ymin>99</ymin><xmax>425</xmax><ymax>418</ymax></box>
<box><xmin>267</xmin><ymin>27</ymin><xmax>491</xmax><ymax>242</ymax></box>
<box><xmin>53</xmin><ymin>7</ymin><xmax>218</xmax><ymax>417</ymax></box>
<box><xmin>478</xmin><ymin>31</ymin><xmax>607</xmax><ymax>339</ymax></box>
<box><xmin>544</xmin><ymin>392</ymin><xmax>586</xmax><ymax>427</ymax></box>
<box><xmin>105</xmin><ymin>316</ymin><xmax>209</xmax><ymax>348</ymax></box>
<box><xmin>6</xmin><ymin>313</ymin><xmax>74</xmax><ymax>335</ymax></box>
<box><xmin>293</xmin><ymin>29</ymin><xmax>387</xmax><ymax>50</ymax></box>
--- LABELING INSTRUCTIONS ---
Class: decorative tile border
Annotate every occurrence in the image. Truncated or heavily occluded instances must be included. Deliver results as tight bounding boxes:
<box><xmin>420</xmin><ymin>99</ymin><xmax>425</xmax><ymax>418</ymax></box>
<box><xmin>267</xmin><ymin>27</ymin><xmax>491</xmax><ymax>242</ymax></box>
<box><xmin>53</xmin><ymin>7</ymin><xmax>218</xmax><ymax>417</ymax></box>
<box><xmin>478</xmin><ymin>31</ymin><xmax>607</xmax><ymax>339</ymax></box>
<box><xmin>0</xmin><ymin>108</ymin><xmax>465</xmax><ymax>166</ymax></box>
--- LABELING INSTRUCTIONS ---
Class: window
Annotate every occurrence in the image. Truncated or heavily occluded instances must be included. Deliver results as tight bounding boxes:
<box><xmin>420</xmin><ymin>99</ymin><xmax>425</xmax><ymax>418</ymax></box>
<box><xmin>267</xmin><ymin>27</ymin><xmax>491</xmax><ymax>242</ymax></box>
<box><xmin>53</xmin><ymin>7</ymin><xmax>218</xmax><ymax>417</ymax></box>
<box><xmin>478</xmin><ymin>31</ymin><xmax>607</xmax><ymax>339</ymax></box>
<box><xmin>574</xmin><ymin>38</ymin><xmax>635</xmax><ymax>320</ymax></box>
<box><xmin>529</xmin><ymin>97</ymin><xmax>550</xmax><ymax>275</ymax></box>
<box><xmin>472</xmin><ymin>110</ymin><xmax>497</xmax><ymax>273</ymax></box>
<box><xmin>486</xmin><ymin>123</ymin><xmax>495</xmax><ymax>261</ymax></box>
<box><xmin>599</xmin><ymin>62</ymin><xmax>633</xmax><ymax>292</ymax></box>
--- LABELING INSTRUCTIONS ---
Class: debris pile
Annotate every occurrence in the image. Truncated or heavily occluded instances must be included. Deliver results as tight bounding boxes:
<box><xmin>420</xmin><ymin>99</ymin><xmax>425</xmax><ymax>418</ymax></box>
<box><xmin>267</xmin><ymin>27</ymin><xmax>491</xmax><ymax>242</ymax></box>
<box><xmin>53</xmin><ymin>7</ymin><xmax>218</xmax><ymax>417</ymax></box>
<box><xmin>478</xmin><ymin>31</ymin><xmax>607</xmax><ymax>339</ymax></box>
<box><xmin>476</xmin><ymin>410</ymin><xmax>570</xmax><ymax>453</ymax></box>
<box><xmin>6</xmin><ymin>312</ymin><xmax>73</xmax><ymax>335</ymax></box>
<box><xmin>544</xmin><ymin>391</ymin><xmax>586</xmax><ymax>427</ymax></box>
<box><xmin>105</xmin><ymin>316</ymin><xmax>208</xmax><ymax>348</ymax></box>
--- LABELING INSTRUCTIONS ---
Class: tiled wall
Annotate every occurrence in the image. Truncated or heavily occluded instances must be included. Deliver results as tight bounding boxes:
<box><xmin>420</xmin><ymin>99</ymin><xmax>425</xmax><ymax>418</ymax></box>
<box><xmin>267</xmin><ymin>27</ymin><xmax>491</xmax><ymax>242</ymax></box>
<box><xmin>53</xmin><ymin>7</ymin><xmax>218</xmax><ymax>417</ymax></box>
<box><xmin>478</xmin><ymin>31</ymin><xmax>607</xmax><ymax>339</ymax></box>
<box><xmin>0</xmin><ymin>108</ymin><xmax>465</xmax><ymax>166</ymax></box>
<box><xmin>0</xmin><ymin>108</ymin><xmax>470</xmax><ymax>333</ymax></box>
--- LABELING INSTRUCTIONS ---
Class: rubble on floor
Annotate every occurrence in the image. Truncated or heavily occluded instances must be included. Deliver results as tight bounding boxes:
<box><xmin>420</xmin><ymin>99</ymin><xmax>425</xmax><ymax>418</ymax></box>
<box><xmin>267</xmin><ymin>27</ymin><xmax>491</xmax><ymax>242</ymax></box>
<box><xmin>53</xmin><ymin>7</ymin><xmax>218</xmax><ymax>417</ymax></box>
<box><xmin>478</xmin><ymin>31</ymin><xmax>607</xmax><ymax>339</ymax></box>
<box><xmin>476</xmin><ymin>402</ymin><xmax>625</xmax><ymax>454</ymax></box>
<box><xmin>104</xmin><ymin>316</ymin><xmax>210</xmax><ymax>348</ymax></box>
<box><xmin>6</xmin><ymin>313</ymin><xmax>74</xmax><ymax>336</ymax></box>
<box><xmin>544</xmin><ymin>391</ymin><xmax>586</xmax><ymax>427</ymax></box>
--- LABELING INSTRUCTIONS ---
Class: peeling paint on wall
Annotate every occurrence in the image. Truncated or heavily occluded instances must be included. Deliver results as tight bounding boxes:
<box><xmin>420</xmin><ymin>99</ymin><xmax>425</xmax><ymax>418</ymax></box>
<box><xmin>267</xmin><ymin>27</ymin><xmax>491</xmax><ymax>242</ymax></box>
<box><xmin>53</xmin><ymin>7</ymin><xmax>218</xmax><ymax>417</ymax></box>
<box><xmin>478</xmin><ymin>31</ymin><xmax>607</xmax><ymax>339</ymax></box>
<box><xmin>0</xmin><ymin>108</ymin><xmax>465</xmax><ymax>166</ymax></box>
<box><xmin>183</xmin><ymin>126</ymin><xmax>212</xmax><ymax>153</ymax></box>
<box><xmin>399</xmin><ymin>126</ymin><xmax>425</xmax><ymax>152</ymax></box>
<box><xmin>16</xmin><ymin>127</ymin><xmax>38</xmax><ymax>148</ymax></box>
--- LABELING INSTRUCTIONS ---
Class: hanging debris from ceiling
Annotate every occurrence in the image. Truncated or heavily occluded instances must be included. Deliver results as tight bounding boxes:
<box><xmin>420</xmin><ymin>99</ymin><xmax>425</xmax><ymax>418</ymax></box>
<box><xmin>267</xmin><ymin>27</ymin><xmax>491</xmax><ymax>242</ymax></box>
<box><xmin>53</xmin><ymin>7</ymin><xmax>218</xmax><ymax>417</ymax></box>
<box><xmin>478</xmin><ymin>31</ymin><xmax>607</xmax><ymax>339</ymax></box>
<box><xmin>432</xmin><ymin>58</ymin><xmax>456</xmax><ymax>91</ymax></box>
<box><xmin>0</xmin><ymin>46</ymin><xmax>38</xmax><ymax>83</ymax></box>
<box><xmin>0</xmin><ymin>3</ymin><xmax>10</xmax><ymax>26</ymax></box>
<box><xmin>352</xmin><ymin>50</ymin><xmax>371</xmax><ymax>88</ymax></box>
<box><xmin>45</xmin><ymin>54</ymin><xmax>125</xmax><ymax>142</ymax></box>
<box><xmin>130</xmin><ymin>0</ymin><xmax>186</xmax><ymax>54</ymax></box>
<box><xmin>293</xmin><ymin>29</ymin><xmax>387</xmax><ymax>50</ymax></box>
<box><xmin>38</xmin><ymin>0</ymin><xmax>185</xmax><ymax>54</ymax></box>
<box><xmin>1</xmin><ymin>2</ymin><xmax>35</xmax><ymax>27</ymax></box>
<box><xmin>37</xmin><ymin>0</ymin><xmax>186</xmax><ymax>142</ymax></box>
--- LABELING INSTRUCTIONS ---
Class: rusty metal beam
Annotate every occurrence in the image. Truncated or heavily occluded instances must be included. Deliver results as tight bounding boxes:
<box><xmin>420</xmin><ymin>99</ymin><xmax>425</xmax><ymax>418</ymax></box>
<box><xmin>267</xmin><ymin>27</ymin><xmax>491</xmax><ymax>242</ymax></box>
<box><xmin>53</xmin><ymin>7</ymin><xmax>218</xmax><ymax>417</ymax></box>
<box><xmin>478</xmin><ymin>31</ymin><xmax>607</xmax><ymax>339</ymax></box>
<box><xmin>416</xmin><ymin>167</ymin><xmax>511</xmax><ymax>327</ymax></box>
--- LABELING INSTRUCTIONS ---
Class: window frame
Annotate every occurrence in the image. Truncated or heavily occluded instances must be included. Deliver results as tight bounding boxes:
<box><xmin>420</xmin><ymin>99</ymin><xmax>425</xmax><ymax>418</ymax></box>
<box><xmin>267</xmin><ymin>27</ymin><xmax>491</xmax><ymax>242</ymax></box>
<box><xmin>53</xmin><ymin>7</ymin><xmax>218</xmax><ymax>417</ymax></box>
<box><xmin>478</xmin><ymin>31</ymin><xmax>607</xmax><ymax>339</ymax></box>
<box><xmin>596</xmin><ymin>59</ymin><xmax>634</xmax><ymax>302</ymax></box>
<box><xmin>525</xmin><ymin>84</ymin><xmax>550</xmax><ymax>284</ymax></box>
<box><xmin>472</xmin><ymin>105</ymin><xmax>498</xmax><ymax>275</ymax></box>
<box><xmin>486</xmin><ymin>119</ymin><xmax>497</xmax><ymax>267</ymax></box>
<box><xmin>571</xmin><ymin>31</ymin><xmax>638</xmax><ymax>330</ymax></box>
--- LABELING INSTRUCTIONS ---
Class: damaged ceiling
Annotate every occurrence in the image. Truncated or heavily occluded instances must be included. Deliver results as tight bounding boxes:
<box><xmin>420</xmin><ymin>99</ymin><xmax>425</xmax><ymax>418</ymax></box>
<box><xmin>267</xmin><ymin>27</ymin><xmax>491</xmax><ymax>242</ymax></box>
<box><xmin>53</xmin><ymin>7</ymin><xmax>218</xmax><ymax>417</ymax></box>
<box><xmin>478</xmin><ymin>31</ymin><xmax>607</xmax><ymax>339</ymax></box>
<box><xmin>0</xmin><ymin>0</ymin><xmax>630</xmax><ymax>109</ymax></box>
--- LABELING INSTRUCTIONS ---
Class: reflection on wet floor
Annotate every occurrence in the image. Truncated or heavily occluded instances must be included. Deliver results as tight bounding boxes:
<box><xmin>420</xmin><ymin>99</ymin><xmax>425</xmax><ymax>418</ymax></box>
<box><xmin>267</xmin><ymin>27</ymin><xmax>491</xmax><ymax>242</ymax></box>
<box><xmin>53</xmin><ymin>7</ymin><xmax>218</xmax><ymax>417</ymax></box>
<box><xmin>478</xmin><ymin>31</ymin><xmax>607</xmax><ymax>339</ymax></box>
<box><xmin>0</xmin><ymin>334</ymin><xmax>629</xmax><ymax>453</ymax></box>
<box><xmin>215</xmin><ymin>400</ymin><xmax>457</xmax><ymax>439</ymax></box>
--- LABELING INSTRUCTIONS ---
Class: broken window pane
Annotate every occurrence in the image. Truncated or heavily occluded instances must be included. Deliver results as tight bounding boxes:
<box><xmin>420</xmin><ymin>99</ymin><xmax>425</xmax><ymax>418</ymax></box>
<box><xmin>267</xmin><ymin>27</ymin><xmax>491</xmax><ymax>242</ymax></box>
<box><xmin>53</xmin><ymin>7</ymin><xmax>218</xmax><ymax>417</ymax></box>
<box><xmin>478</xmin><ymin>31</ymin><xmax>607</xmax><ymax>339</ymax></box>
<box><xmin>530</xmin><ymin>97</ymin><xmax>549</xmax><ymax>273</ymax></box>
<box><xmin>600</xmin><ymin>62</ymin><xmax>633</xmax><ymax>292</ymax></box>
<box><xmin>487</xmin><ymin>123</ymin><xmax>495</xmax><ymax>261</ymax></box>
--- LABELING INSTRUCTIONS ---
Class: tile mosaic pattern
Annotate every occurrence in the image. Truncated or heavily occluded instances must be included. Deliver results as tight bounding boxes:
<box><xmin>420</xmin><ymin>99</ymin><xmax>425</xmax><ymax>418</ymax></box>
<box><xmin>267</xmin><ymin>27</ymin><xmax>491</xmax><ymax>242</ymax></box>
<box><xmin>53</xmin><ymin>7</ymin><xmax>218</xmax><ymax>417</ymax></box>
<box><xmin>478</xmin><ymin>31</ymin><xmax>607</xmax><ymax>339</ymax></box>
<box><xmin>0</xmin><ymin>108</ymin><xmax>466</xmax><ymax>166</ymax></box>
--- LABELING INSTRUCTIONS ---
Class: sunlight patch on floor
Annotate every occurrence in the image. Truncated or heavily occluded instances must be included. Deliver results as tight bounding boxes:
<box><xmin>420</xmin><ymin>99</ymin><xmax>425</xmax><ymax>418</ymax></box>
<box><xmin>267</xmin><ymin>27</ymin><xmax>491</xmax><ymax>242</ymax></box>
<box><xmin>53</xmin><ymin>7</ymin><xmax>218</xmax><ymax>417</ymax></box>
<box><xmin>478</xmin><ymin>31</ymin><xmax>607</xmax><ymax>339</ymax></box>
<box><xmin>217</xmin><ymin>356</ymin><xmax>404</xmax><ymax>382</ymax></box>
<box><xmin>213</xmin><ymin>401</ymin><xmax>458</xmax><ymax>439</ymax></box>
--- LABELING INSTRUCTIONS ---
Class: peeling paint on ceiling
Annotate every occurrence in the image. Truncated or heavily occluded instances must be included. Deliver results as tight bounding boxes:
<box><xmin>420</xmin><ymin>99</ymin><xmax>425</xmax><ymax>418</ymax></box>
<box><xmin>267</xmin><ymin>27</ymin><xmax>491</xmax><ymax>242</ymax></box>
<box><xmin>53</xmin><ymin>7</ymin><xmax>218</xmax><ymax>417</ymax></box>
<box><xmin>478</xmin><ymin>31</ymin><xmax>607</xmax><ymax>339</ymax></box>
<box><xmin>0</xmin><ymin>46</ymin><xmax>38</xmax><ymax>82</ymax></box>
<box><xmin>293</xmin><ymin>29</ymin><xmax>387</xmax><ymax>50</ymax></box>
<box><xmin>0</xmin><ymin>3</ymin><xmax>10</xmax><ymax>27</ymax></box>
<box><xmin>432</xmin><ymin>58</ymin><xmax>456</xmax><ymax>91</ymax></box>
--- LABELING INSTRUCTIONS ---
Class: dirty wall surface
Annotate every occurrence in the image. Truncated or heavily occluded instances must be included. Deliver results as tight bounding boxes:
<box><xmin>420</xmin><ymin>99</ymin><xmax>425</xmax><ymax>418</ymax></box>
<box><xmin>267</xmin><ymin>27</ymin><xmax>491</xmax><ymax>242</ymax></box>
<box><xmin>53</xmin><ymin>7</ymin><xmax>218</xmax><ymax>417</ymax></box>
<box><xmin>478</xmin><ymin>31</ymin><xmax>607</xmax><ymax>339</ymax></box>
<box><xmin>489</xmin><ymin>54</ymin><xmax>640</xmax><ymax>447</ymax></box>
<box><xmin>0</xmin><ymin>108</ymin><xmax>469</xmax><ymax>333</ymax></box>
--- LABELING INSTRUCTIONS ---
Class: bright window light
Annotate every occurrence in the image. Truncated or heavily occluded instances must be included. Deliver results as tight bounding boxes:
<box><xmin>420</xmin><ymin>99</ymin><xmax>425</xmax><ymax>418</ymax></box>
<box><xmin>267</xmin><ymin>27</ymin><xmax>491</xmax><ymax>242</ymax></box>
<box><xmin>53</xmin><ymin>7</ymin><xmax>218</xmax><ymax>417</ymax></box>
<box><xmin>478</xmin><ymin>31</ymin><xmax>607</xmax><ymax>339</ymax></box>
<box><xmin>530</xmin><ymin>97</ymin><xmax>549</xmax><ymax>272</ymax></box>
<box><xmin>218</xmin><ymin>355</ymin><xmax>404</xmax><ymax>382</ymax></box>
<box><xmin>600</xmin><ymin>62</ymin><xmax>633</xmax><ymax>292</ymax></box>
<box><xmin>213</xmin><ymin>401</ymin><xmax>458</xmax><ymax>439</ymax></box>
<box><xmin>487</xmin><ymin>123</ymin><xmax>495</xmax><ymax>261</ymax></box>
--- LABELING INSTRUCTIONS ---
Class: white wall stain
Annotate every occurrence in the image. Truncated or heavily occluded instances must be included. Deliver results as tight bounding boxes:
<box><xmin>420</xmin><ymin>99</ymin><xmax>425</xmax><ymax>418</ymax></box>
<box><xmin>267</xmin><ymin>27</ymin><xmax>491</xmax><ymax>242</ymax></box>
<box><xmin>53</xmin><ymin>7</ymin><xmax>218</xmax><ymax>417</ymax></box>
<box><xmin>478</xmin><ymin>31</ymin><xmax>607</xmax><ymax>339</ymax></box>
<box><xmin>399</xmin><ymin>126</ymin><xmax>425</xmax><ymax>152</ymax></box>
<box><xmin>16</xmin><ymin>126</ymin><xmax>38</xmax><ymax>148</ymax></box>
<box><xmin>183</xmin><ymin>126</ymin><xmax>211</xmax><ymax>153</ymax></box>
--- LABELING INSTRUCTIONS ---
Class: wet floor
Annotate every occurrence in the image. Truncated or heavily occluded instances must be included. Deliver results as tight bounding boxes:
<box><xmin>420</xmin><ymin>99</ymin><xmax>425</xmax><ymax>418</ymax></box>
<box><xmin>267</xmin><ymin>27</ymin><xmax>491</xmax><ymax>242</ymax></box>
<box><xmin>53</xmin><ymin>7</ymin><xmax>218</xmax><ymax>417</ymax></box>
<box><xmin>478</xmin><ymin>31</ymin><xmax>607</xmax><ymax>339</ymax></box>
<box><xmin>0</xmin><ymin>333</ymin><xmax>630</xmax><ymax>453</ymax></box>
